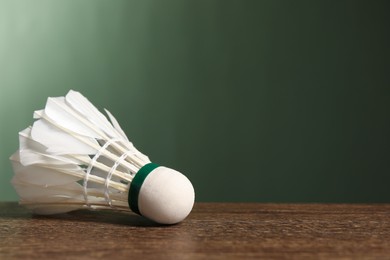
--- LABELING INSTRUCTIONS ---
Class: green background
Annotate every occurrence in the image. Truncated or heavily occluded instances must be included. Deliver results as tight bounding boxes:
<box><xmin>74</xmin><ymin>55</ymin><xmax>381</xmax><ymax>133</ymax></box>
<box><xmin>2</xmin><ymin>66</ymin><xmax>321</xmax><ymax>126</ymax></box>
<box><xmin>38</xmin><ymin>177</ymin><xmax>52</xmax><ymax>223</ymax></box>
<box><xmin>1</xmin><ymin>0</ymin><xmax>389</xmax><ymax>202</ymax></box>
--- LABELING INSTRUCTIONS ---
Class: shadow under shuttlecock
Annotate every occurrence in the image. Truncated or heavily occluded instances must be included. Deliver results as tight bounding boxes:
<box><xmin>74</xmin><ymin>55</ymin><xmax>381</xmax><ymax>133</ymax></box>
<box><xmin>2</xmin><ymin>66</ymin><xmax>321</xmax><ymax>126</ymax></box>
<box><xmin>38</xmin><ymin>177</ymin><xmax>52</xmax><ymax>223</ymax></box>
<box><xmin>0</xmin><ymin>203</ymin><xmax>169</xmax><ymax>227</ymax></box>
<box><xmin>32</xmin><ymin>210</ymin><xmax>165</xmax><ymax>227</ymax></box>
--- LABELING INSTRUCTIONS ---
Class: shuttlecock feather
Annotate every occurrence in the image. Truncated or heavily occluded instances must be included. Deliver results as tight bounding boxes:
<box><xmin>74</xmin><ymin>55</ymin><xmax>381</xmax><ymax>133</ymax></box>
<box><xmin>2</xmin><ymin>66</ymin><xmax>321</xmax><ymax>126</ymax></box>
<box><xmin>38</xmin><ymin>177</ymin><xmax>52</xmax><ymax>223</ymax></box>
<box><xmin>10</xmin><ymin>90</ymin><xmax>195</xmax><ymax>224</ymax></box>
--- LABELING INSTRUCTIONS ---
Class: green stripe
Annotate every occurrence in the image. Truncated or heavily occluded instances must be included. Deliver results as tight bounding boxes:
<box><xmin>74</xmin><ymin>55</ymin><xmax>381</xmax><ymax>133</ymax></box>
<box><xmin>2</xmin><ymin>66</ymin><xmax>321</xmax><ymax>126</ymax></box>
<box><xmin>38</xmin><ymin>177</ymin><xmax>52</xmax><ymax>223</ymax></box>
<box><xmin>128</xmin><ymin>163</ymin><xmax>159</xmax><ymax>215</ymax></box>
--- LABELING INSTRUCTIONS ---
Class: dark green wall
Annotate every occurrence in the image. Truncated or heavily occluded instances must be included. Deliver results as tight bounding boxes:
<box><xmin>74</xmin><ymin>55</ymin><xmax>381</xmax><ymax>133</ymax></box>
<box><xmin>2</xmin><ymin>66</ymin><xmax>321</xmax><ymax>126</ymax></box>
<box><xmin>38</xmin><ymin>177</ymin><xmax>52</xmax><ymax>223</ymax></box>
<box><xmin>1</xmin><ymin>0</ymin><xmax>389</xmax><ymax>202</ymax></box>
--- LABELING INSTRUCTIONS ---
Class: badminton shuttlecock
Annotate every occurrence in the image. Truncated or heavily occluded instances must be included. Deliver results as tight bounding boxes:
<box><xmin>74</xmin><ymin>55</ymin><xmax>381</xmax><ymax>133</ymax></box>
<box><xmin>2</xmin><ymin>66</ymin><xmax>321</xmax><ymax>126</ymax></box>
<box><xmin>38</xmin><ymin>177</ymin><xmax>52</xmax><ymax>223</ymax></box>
<box><xmin>10</xmin><ymin>90</ymin><xmax>195</xmax><ymax>224</ymax></box>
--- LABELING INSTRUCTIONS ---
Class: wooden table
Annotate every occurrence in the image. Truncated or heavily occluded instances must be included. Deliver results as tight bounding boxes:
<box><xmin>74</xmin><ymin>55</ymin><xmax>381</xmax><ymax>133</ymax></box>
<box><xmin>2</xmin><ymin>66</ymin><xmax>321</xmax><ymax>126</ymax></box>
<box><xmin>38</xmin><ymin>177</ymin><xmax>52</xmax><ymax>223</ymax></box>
<box><xmin>1</xmin><ymin>202</ymin><xmax>390</xmax><ymax>259</ymax></box>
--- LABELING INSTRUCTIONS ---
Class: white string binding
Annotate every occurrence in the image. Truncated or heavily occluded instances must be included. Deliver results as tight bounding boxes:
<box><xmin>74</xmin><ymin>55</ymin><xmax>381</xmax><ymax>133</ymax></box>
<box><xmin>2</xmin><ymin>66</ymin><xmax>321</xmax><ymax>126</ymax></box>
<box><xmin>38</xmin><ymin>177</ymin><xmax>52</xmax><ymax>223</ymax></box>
<box><xmin>104</xmin><ymin>150</ymin><xmax>134</xmax><ymax>207</ymax></box>
<box><xmin>83</xmin><ymin>138</ymin><xmax>120</xmax><ymax>208</ymax></box>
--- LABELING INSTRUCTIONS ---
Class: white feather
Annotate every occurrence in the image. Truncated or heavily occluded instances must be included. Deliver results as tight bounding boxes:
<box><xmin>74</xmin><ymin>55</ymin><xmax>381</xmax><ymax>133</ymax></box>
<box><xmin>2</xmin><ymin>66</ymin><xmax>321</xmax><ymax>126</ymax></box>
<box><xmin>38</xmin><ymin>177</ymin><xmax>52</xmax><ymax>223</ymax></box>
<box><xmin>11</xmin><ymin>181</ymin><xmax>83</xmax><ymax>202</ymax></box>
<box><xmin>19</xmin><ymin>127</ymin><xmax>80</xmax><ymax>166</ymax></box>
<box><xmin>104</xmin><ymin>109</ymin><xmax>129</xmax><ymax>141</ymax></box>
<box><xmin>44</xmin><ymin>97</ymin><xmax>99</xmax><ymax>138</ymax></box>
<box><xmin>33</xmin><ymin>109</ymin><xmax>44</xmax><ymax>119</ymax></box>
<box><xmin>31</xmin><ymin>119</ymin><xmax>98</xmax><ymax>155</ymax></box>
<box><xmin>19</xmin><ymin>127</ymin><xmax>46</xmax><ymax>153</ymax></box>
<box><xmin>10</xmin><ymin>90</ymin><xmax>153</xmax><ymax>216</ymax></box>
<box><xmin>11</xmin><ymin>158</ymin><xmax>82</xmax><ymax>186</ymax></box>
<box><xmin>12</xmin><ymin>181</ymin><xmax>84</xmax><ymax>214</ymax></box>
<box><xmin>65</xmin><ymin>90</ymin><xmax>117</xmax><ymax>138</ymax></box>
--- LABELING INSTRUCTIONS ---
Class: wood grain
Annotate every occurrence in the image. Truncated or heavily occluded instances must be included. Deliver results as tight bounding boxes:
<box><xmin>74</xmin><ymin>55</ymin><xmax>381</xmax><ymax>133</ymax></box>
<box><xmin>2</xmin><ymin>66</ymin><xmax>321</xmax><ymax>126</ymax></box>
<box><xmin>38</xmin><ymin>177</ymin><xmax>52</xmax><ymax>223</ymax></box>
<box><xmin>1</xmin><ymin>202</ymin><xmax>390</xmax><ymax>259</ymax></box>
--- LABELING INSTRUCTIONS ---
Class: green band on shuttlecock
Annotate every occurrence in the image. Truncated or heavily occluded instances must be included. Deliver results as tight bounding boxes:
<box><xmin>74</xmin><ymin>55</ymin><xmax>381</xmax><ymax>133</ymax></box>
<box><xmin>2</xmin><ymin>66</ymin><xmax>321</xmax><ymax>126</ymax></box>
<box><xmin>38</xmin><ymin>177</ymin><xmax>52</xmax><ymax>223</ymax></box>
<box><xmin>129</xmin><ymin>163</ymin><xmax>159</xmax><ymax>215</ymax></box>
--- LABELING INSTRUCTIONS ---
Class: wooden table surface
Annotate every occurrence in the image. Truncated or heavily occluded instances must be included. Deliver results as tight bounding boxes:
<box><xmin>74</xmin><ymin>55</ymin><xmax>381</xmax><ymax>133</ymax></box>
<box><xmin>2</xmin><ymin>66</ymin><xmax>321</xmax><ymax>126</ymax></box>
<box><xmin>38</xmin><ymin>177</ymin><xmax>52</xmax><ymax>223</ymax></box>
<box><xmin>1</xmin><ymin>202</ymin><xmax>390</xmax><ymax>259</ymax></box>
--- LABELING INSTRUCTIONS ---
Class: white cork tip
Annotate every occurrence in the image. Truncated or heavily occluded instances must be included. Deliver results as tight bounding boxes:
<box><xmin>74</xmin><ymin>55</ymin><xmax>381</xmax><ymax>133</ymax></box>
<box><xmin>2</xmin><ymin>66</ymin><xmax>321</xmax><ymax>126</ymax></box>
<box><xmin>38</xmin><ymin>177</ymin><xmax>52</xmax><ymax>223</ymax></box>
<box><xmin>137</xmin><ymin>167</ymin><xmax>195</xmax><ymax>224</ymax></box>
